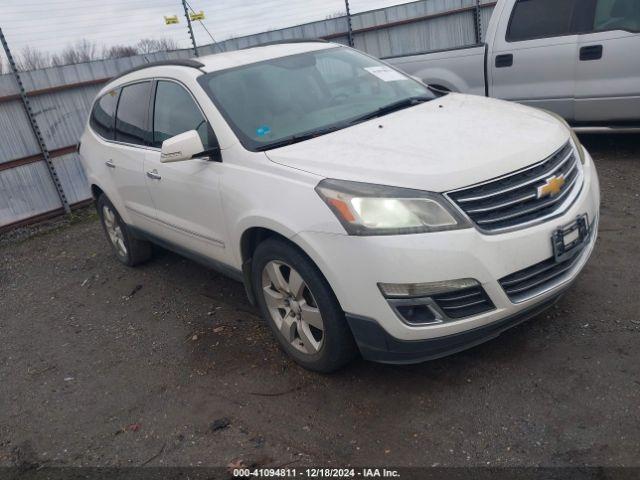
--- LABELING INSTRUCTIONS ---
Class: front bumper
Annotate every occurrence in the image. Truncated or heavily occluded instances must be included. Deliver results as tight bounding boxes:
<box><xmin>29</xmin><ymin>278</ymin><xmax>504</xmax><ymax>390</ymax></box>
<box><xmin>345</xmin><ymin>291</ymin><xmax>565</xmax><ymax>364</ymax></box>
<box><xmin>293</xmin><ymin>149</ymin><xmax>600</xmax><ymax>362</ymax></box>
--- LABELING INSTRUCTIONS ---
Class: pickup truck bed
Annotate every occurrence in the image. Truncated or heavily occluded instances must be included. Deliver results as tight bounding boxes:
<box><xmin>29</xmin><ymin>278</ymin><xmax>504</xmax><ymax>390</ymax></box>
<box><xmin>387</xmin><ymin>45</ymin><xmax>487</xmax><ymax>97</ymax></box>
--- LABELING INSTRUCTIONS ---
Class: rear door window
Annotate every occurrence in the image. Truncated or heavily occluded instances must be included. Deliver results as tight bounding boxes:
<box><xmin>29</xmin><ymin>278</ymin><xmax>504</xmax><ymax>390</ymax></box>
<box><xmin>152</xmin><ymin>80</ymin><xmax>216</xmax><ymax>149</ymax></box>
<box><xmin>90</xmin><ymin>89</ymin><xmax>120</xmax><ymax>140</ymax></box>
<box><xmin>508</xmin><ymin>0</ymin><xmax>577</xmax><ymax>41</ymax></box>
<box><xmin>114</xmin><ymin>82</ymin><xmax>152</xmax><ymax>146</ymax></box>
<box><xmin>593</xmin><ymin>0</ymin><xmax>640</xmax><ymax>32</ymax></box>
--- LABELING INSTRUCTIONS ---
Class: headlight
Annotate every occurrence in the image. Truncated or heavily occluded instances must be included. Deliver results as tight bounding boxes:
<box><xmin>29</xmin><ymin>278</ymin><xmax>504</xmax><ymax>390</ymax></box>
<box><xmin>315</xmin><ymin>179</ymin><xmax>470</xmax><ymax>236</ymax></box>
<box><xmin>543</xmin><ymin>110</ymin><xmax>586</xmax><ymax>164</ymax></box>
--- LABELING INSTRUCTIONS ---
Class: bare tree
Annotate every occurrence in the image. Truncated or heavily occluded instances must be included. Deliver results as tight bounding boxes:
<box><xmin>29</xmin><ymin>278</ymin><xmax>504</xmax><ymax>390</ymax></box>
<box><xmin>136</xmin><ymin>37</ymin><xmax>179</xmax><ymax>54</ymax></box>
<box><xmin>16</xmin><ymin>45</ymin><xmax>51</xmax><ymax>71</ymax></box>
<box><xmin>326</xmin><ymin>10</ymin><xmax>346</xmax><ymax>19</ymax></box>
<box><xmin>102</xmin><ymin>45</ymin><xmax>139</xmax><ymax>58</ymax></box>
<box><xmin>5</xmin><ymin>36</ymin><xmax>177</xmax><ymax>72</ymax></box>
<box><xmin>51</xmin><ymin>39</ymin><xmax>99</xmax><ymax>66</ymax></box>
<box><xmin>74</xmin><ymin>39</ymin><xmax>99</xmax><ymax>62</ymax></box>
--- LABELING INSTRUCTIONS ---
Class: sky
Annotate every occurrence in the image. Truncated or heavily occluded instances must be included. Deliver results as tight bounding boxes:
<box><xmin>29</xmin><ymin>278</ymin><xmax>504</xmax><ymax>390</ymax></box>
<box><xmin>1</xmin><ymin>0</ymin><xmax>413</xmax><ymax>60</ymax></box>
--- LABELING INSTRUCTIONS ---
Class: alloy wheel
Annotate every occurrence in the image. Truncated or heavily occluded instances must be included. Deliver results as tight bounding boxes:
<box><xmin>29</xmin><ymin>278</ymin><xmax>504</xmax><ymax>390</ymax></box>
<box><xmin>261</xmin><ymin>260</ymin><xmax>325</xmax><ymax>355</ymax></box>
<box><xmin>102</xmin><ymin>205</ymin><xmax>127</xmax><ymax>258</ymax></box>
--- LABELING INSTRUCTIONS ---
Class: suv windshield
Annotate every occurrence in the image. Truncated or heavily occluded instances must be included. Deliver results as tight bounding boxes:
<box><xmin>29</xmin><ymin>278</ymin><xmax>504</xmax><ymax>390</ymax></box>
<box><xmin>197</xmin><ymin>46</ymin><xmax>436</xmax><ymax>151</ymax></box>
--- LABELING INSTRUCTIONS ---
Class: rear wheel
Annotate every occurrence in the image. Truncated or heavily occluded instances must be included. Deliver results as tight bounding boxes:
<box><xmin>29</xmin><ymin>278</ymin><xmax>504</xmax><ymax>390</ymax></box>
<box><xmin>97</xmin><ymin>194</ymin><xmax>152</xmax><ymax>266</ymax></box>
<box><xmin>252</xmin><ymin>238</ymin><xmax>357</xmax><ymax>372</ymax></box>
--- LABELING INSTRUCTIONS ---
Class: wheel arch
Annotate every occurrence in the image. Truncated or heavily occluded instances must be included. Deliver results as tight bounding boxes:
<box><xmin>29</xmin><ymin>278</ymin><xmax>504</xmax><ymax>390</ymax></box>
<box><xmin>239</xmin><ymin>226</ymin><xmax>297</xmax><ymax>306</ymax></box>
<box><xmin>413</xmin><ymin>65</ymin><xmax>479</xmax><ymax>93</ymax></box>
<box><xmin>238</xmin><ymin>225</ymin><xmax>338</xmax><ymax>310</ymax></box>
<box><xmin>88</xmin><ymin>181</ymin><xmax>132</xmax><ymax>225</ymax></box>
<box><xmin>90</xmin><ymin>184</ymin><xmax>104</xmax><ymax>202</ymax></box>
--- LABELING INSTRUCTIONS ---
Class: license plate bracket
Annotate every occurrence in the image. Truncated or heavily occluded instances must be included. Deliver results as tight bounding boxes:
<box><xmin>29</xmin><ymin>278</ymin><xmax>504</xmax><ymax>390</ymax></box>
<box><xmin>551</xmin><ymin>214</ymin><xmax>589</xmax><ymax>263</ymax></box>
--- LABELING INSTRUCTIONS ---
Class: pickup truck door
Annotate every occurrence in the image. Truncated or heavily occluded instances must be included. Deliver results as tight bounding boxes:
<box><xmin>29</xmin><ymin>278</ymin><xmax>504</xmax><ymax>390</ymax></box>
<box><xmin>574</xmin><ymin>0</ymin><xmax>640</xmax><ymax>122</ymax></box>
<box><xmin>143</xmin><ymin>80</ymin><xmax>230</xmax><ymax>264</ymax></box>
<box><xmin>489</xmin><ymin>0</ymin><xmax>580</xmax><ymax>120</ymax></box>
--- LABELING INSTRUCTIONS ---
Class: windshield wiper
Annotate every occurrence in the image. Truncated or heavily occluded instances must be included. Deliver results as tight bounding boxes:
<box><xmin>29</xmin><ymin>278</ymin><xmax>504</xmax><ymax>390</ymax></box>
<box><xmin>254</xmin><ymin>125</ymin><xmax>347</xmax><ymax>151</ymax></box>
<box><xmin>254</xmin><ymin>96</ymin><xmax>432</xmax><ymax>151</ymax></box>
<box><xmin>348</xmin><ymin>96</ymin><xmax>432</xmax><ymax>125</ymax></box>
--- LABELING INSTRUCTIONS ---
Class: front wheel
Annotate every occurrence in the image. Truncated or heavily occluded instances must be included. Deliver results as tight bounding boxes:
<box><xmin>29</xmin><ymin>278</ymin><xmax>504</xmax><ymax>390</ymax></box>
<box><xmin>251</xmin><ymin>238</ymin><xmax>357</xmax><ymax>373</ymax></box>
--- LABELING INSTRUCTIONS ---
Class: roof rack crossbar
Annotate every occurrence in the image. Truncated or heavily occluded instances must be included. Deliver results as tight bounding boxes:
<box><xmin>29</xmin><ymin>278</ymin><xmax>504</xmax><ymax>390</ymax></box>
<box><xmin>240</xmin><ymin>38</ymin><xmax>328</xmax><ymax>50</ymax></box>
<box><xmin>109</xmin><ymin>59</ymin><xmax>205</xmax><ymax>83</ymax></box>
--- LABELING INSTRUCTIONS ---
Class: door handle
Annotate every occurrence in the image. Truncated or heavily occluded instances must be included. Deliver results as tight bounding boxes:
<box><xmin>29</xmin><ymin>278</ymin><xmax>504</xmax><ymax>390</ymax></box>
<box><xmin>146</xmin><ymin>169</ymin><xmax>161</xmax><ymax>180</ymax></box>
<box><xmin>580</xmin><ymin>45</ymin><xmax>603</xmax><ymax>61</ymax></box>
<box><xmin>105</xmin><ymin>159</ymin><xmax>116</xmax><ymax>169</ymax></box>
<box><xmin>495</xmin><ymin>54</ymin><xmax>513</xmax><ymax>68</ymax></box>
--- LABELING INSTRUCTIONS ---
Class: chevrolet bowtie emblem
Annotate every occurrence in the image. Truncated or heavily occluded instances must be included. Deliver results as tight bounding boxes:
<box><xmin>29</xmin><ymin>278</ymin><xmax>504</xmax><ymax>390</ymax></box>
<box><xmin>537</xmin><ymin>175</ymin><xmax>566</xmax><ymax>199</ymax></box>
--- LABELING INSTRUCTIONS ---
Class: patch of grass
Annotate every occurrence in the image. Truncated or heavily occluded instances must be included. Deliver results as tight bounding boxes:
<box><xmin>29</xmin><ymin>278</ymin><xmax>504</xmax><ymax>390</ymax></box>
<box><xmin>0</xmin><ymin>205</ymin><xmax>99</xmax><ymax>248</ymax></box>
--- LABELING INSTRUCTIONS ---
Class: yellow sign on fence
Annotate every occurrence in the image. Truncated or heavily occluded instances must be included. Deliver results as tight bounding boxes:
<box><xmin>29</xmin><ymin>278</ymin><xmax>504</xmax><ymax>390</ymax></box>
<box><xmin>189</xmin><ymin>11</ymin><xmax>205</xmax><ymax>21</ymax></box>
<box><xmin>164</xmin><ymin>15</ymin><xmax>179</xmax><ymax>25</ymax></box>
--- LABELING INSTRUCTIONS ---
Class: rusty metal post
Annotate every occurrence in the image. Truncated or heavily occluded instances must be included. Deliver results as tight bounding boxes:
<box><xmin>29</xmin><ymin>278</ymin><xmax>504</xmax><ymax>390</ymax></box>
<box><xmin>345</xmin><ymin>0</ymin><xmax>355</xmax><ymax>47</ymax></box>
<box><xmin>0</xmin><ymin>27</ymin><xmax>70</xmax><ymax>214</ymax></box>
<box><xmin>474</xmin><ymin>0</ymin><xmax>483</xmax><ymax>44</ymax></box>
<box><xmin>181</xmin><ymin>0</ymin><xmax>199</xmax><ymax>56</ymax></box>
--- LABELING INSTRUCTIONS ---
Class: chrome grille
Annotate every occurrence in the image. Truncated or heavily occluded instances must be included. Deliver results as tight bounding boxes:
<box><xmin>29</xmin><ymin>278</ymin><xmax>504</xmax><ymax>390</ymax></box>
<box><xmin>447</xmin><ymin>142</ymin><xmax>583</xmax><ymax>232</ymax></box>
<box><xmin>499</xmin><ymin>250</ymin><xmax>584</xmax><ymax>303</ymax></box>
<box><xmin>499</xmin><ymin>216</ymin><xmax>595</xmax><ymax>303</ymax></box>
<box><xmin>432</xmin><ymin>286</ymin><xmax>495</xmax><ymax>319</ymax></box>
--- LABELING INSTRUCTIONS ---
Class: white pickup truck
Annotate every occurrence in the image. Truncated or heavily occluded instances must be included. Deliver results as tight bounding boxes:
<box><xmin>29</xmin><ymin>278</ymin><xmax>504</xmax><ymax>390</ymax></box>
<box><xmin>387</xmin><ymin>0</ymin><xmax>640</xmax><ymax>126</ymax></box>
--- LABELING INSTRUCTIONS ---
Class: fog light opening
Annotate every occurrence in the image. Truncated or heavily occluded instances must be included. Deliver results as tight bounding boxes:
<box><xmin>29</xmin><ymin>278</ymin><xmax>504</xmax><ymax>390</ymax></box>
<box><xmin>388</xmin><ymin>298</ymin><xmax>444</xmax><ymax>326</ymax></box>
<box><xmin>382</xmin><ymin>279</ymin><xmax>496</xmax><ymax>325</ymax></box>
<box><xmin>395</xmin><ymin>304</ymin><xmax>438</xmax><ymax>325</ymax></box>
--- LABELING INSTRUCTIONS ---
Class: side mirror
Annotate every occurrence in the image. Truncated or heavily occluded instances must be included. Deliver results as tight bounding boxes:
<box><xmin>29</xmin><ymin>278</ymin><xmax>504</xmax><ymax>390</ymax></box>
<box><xmin>161</xmin><ymin>130</ymin><xmax>213</xmax><ymax>163</ymax></box>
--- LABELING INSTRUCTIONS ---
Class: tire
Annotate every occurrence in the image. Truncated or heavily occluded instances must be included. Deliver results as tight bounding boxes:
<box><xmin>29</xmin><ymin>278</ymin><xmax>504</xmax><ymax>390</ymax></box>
<box><xmin>97</xmin><ymin>194</ymin><xmax>152</xmax><ymax>267</ymax></box>
<box><xmin>251</xmin><ymin>237</ymin><xmax>357</xmax><ymax>373</ymax></box>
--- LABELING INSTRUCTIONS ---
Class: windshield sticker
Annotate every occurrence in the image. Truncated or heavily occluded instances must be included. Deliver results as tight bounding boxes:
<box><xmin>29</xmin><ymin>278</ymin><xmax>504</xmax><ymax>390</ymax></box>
<box><xmin>364</xmin><ymin>66</ymin><xmax>408</xmax><ymax>82</ymax></box>
<box><xmin>256</xmin><ymin>125</ymin><xmax>271</xmax><ymax>137</ymax></box>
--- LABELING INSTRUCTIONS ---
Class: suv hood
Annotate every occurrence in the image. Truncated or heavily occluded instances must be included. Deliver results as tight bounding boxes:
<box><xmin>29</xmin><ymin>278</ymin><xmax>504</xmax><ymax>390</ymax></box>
<box><xmin>265</xmin><ymin>94</ymin><xmax>570</xmax><ymax>192</ymax></box>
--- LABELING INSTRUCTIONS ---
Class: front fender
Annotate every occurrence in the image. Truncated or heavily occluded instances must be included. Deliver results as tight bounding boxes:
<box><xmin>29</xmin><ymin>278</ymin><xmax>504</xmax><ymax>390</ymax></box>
<box><xmin>232</xmin><ymin>214</ymin><xmax>301</xmax><ymax>266</ymax></box>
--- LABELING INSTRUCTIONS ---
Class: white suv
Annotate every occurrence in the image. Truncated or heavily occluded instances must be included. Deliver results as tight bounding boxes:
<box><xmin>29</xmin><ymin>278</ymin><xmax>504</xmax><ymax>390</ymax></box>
<box><xmin>80</xmin><ymin>40</ymin><xmax>600</xmax><ymax>372</ymax></box>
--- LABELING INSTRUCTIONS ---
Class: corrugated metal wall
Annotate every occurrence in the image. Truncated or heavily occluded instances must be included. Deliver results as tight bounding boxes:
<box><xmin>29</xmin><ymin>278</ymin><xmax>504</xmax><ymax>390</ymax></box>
<box><xmin>0</xmin><ymin>0</ymin><xmax>495</xmax><ymax>230</ymax></box>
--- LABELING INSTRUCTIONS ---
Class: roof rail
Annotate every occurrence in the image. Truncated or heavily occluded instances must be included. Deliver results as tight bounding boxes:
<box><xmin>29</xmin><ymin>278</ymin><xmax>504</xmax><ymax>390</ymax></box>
<box><xmin>241</xmin><ymin>38</ymin><xmax>329</xmax><ymax>50</ymax></box>
<box><xmin>109</xmin><ymin>59</ymin><xmax>205</xmax><ymax>83</ymax></box>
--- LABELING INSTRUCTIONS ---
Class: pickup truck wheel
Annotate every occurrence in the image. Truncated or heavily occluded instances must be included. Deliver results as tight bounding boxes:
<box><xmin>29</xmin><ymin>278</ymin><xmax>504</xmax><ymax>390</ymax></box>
<box><xmin>252</xmin><ymin>238</ymin><xmax>357</xmax><ymax>373</ymax></box>
<box><xmin>97</xmin><ymin>194</ymin><xmax>152</xmax><ymax>267</ymax></box>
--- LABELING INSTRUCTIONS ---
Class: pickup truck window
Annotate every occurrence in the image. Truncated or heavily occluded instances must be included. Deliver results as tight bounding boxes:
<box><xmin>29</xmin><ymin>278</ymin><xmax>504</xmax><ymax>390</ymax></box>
<box><xmin>507</xmin><ymin>0</ymin><xmax>576</xmax><ymax>42</ymax></box>
<box><xmin>198</xmin><ymin>46</ymin><xmax>434</xmax><ymax>151</ymax></box>
<box><xmin>594</xmin><ymin>0</ymin><xmax>640</xmax><ymax>32</ymax></box>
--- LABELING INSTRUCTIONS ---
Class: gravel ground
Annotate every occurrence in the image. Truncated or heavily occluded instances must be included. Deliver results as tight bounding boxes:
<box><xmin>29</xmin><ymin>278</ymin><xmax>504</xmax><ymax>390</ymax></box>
<box><xmin>0</xmin><ymin>134</ymin><xmax>639</xmax><ymax>470</ymax></box>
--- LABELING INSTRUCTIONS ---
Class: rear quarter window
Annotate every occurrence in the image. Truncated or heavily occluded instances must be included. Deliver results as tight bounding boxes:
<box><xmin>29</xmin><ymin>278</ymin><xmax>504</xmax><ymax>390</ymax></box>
<box><xmin>89</xmin><ymin>89</ymin><xmax>119</xmax><ymax>140</ymax></box>
<box><xmin>594</xmin><ymin>0</ymin><xmax>640</xmax><ymax>32</ymax></box>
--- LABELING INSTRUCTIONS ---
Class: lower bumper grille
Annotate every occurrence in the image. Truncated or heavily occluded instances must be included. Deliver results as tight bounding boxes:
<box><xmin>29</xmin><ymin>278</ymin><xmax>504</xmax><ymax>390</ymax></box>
<box><xmin>499</xmin><ymin>250</ymin><xmax>585</xmax><ymax>303</ymax></box>
<box><xmin>432</xmin><ymin>286</ymin><xmax>495</xmax><ymax>319</ymax></box>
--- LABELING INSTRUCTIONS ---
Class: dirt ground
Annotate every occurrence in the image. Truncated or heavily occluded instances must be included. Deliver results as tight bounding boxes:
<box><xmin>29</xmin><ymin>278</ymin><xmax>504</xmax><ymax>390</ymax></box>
<box><xmin>1</xmin><ymin>134</ymin><xmax>639</xmax><ymax>470</ymax></box>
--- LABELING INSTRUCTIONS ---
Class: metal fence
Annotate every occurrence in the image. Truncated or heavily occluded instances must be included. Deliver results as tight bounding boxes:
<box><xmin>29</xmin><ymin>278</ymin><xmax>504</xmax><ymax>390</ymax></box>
<box><xmin>0</xmin><ymin>0</ymin><xmax>495</xmax><ymax>231</ymax></box>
